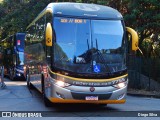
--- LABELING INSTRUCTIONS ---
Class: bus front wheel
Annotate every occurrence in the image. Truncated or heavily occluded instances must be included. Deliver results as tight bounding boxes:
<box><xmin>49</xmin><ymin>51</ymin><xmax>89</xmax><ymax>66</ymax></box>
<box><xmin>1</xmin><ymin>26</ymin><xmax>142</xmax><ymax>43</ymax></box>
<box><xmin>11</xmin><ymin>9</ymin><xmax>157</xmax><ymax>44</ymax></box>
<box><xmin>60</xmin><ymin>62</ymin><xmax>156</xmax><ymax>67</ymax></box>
<box><xmin>42</xmin><ymin>76</ymin><xmax>52</xmax><ymax>107</ymax></box>
<box><xmin>99</xmin><ymin>104</ymin><xmax>107</xmax><ymax>107</ymax></box>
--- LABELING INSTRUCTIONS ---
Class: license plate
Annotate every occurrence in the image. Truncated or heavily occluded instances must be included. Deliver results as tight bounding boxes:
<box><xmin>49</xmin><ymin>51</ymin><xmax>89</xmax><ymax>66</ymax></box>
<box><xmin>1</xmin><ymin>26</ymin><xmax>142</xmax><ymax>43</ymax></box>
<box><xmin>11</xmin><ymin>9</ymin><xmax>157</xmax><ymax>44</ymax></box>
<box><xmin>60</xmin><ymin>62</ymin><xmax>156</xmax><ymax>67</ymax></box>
<box><xmin>85</xmin><ymin>96</ymin><xmax>98</xmax><ymax>100</ymax></box>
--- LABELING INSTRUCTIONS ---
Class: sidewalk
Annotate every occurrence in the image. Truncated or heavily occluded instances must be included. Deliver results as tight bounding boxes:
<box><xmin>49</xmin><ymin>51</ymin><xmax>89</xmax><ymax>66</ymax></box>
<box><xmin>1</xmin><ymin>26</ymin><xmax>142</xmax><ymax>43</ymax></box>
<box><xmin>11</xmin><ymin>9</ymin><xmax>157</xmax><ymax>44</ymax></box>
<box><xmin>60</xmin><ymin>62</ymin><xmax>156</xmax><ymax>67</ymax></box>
<box><xmin>127</xmin><ymin>89</ymin><xmax>160</xmax><ymax>98</ymax></box>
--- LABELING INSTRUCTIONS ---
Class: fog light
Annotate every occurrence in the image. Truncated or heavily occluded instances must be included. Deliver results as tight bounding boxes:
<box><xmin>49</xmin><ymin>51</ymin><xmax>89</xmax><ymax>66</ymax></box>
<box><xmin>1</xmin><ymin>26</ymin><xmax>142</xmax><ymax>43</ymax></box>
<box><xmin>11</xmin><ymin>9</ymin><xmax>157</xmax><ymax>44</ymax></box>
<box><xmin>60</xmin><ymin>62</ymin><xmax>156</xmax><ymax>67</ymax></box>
<box><xmin>56</xmin><ymin>92</ymin><xmax>65</xmax><ymax>99</ymax></box>
<box><xmin>117</xmin><ymin>93</ymin><xmax>125</xmax><ymax>100</ymax></box>
<box><xmin>55</xmin><ymin>81</ymin><xmax>70</xmax><ymax>87</ymax></box>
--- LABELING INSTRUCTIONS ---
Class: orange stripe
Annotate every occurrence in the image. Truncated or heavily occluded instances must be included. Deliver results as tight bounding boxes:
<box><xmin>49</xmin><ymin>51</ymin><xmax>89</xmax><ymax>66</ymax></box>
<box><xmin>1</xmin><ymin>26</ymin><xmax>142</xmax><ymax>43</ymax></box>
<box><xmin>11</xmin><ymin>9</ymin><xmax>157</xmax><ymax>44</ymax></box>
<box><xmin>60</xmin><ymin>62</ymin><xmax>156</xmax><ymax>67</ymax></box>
<box><xmin>49</xmin><ymin>98</ymin><xmax>126</xmax><ymax>104</ymax></box>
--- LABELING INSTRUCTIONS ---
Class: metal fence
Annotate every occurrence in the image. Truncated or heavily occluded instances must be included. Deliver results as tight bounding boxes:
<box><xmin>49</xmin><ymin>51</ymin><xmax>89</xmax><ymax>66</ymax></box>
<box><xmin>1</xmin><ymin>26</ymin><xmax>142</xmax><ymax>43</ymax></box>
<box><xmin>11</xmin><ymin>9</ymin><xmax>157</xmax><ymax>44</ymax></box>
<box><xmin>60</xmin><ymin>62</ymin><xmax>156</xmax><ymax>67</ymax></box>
<box><xmin>127</xmin><ymin>55</ymin><xmax>160</xmax><ymax>91</ymax></box>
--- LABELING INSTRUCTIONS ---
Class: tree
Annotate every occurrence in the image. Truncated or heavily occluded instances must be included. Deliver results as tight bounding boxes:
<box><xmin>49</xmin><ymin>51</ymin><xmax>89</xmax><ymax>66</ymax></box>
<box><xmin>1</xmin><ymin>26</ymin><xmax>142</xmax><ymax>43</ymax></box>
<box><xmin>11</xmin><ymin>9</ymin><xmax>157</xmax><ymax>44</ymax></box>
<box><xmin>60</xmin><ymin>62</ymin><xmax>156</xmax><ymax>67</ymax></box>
<box><xmin>107</xmin><ymin>0</ymin><xmax>160</xmax><ymax>57</ymax></box>
<box><xmin>0</xmin><ymin>0</ymin><xmax>160</xmax><ymax>58</ymax></box>
<box><xmin>126</xmin><ymin>0</ymin><xmax>160</xmax><ymax>57</ymax></box>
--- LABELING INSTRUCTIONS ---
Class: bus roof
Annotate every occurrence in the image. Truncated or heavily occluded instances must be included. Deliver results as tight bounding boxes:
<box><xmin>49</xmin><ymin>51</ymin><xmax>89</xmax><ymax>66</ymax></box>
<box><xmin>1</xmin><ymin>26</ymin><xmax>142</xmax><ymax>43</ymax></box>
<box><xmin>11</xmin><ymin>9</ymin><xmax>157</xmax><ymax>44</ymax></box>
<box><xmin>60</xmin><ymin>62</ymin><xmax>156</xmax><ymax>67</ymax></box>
<box><xmin>27</xmin><ymin>3</ymin><xmax>123</xmax><ymax>29</ymax></box>
<box><xmin>0</xmin><ymin>33</ymin><xmax>25</xmax><ymax>42</ymax></box>
<box><xmin>49</xmin><ymin>2</ymin><xmax>122</xmax><ymax>19</ymax></box>
<box><xmin>16</xmin><ymin>33</ymin><xmax>25</xmax><ymax>37</ymax></box>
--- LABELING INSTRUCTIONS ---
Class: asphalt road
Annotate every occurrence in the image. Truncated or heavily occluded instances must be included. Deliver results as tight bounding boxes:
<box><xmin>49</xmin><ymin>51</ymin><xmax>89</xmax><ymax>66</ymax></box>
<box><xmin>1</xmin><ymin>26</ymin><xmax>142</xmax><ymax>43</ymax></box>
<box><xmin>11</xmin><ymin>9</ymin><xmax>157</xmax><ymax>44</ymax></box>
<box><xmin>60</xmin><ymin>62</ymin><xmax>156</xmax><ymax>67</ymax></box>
<box><xmin>0</xmin><ymin>78</ymin><xmax>160</xmax><ymax>119</ymax></box>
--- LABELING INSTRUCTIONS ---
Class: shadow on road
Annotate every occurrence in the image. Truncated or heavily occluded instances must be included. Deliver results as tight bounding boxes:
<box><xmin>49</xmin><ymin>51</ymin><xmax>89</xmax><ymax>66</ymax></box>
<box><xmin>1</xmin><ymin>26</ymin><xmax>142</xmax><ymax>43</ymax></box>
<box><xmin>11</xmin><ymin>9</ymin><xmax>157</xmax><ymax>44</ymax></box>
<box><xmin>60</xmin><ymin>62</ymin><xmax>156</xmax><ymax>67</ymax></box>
<box><xmin>51</xmin><ymin>103</ymin><xmax>117</xmax><ymax>112</ymax></box>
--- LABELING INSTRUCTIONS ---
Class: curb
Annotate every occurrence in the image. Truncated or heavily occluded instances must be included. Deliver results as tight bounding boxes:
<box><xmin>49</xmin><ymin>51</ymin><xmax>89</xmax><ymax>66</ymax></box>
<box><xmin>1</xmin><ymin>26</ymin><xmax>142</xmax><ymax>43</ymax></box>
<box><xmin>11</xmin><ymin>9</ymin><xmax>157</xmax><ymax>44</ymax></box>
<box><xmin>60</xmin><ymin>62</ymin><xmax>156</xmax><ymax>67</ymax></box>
<box><xmin>127</xmin><ymin>92</ymin><xmax>160</xmax><ymax>99</ymax></box>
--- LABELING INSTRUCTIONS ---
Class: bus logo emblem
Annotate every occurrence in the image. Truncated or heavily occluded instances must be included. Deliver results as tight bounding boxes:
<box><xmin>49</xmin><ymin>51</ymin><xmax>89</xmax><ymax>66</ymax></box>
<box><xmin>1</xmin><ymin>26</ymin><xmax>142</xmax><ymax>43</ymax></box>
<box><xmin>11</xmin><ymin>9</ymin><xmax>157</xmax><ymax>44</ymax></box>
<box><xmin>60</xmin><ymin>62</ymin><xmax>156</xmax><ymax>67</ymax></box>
<box><xmin>90</xmin><ymin>87</ymin><xmax>95</xmax><ymax>92</ymax></box>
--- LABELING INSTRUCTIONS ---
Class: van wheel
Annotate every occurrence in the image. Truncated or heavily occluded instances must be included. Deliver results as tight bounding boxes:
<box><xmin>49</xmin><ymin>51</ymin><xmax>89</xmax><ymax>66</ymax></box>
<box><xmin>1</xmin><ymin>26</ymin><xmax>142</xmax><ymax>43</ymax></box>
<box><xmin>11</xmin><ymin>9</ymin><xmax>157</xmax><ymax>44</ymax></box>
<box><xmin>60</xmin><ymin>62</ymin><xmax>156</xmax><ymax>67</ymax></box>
<box><xmin>42</xmin><ymin>76</ymin><xmax>52</xmax><ymax>107</ymax></box>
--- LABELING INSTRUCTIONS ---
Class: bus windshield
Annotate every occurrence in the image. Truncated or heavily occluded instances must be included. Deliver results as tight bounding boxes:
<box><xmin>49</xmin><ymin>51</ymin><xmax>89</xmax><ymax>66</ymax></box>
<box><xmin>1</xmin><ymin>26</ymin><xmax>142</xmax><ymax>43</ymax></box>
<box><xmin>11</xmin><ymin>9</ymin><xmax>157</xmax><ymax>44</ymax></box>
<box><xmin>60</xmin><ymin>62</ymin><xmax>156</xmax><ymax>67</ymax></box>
<box><xmin>53</xmin><ymin>17</ymin><xmax>126</xmax><ymax>75</ymax></box>
<box><xmin>17</xmin><ymin>52</ymin><xmax>24</xmax><ymax>66</ymax></box>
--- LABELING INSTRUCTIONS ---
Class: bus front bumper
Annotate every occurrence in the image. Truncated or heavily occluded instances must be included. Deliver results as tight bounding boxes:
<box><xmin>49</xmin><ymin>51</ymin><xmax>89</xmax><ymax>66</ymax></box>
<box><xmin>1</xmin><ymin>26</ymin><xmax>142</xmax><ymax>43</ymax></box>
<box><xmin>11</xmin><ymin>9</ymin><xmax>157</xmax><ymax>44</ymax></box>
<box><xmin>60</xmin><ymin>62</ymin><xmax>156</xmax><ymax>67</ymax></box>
<box><xmin>46</xmin><ymin>83</ymin><xmax>127</xmax><ymax>104</ymax></box>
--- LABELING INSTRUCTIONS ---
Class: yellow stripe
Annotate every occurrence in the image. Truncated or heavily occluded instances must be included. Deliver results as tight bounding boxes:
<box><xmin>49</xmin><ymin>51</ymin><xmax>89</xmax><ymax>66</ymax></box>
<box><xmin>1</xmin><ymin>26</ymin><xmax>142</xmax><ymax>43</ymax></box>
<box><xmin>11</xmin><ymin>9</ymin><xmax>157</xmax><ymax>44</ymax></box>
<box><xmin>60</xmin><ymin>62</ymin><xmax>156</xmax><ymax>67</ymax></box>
<box><xmin>49</xmin><ymin>98</ymin><xmax>126</xmax><ymax>104</ymax></box>
<box><xmin>48</xmin><ymin>68</ymin><xmax>128</xmax><ymax>82</ymax></box>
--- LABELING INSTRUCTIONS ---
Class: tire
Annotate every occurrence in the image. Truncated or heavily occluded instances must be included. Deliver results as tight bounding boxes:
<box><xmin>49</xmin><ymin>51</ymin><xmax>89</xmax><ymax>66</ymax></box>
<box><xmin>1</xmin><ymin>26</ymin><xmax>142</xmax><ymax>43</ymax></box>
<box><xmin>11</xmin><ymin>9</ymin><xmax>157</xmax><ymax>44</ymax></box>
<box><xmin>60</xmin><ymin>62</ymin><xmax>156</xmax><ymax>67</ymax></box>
<box><xmin>43</xmin><ymin>93</ymin><xmax>52</xmax><ymax>107</ymax></box>
<box><xmin>42</xmin><ymin>75</ymin><xmax>52</xmax><ymax>107</ymax></box>
<box><xmin>99</xmin><ymin>104</ymin><xmax>107</xmax><ymax>107</ymax></box>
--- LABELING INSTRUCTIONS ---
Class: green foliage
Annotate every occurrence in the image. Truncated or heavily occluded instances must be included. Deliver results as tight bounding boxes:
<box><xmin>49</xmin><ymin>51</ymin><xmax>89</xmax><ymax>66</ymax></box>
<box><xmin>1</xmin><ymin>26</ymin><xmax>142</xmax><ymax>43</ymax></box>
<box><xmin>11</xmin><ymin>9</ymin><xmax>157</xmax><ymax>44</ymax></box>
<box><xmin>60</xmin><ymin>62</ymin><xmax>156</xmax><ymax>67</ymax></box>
<box><xmin>127</xmin><ymin>0</ymin><xmax>160</xmax><ymax>57</ymax></box>
<box><xmin>0</xmin><ymin>0</ymin><xmax>103</xmax><ymax>39</ymax></box>
<box><xmin>0</xmin><ymin>0</ymin><xmax>160</xmax><ymax>58</ymax></box>
<box><xmin>0</xmin><ymin>0</ymin><xmax>55</xmax><ymax>39</ymax></box>
<box><xmin>106</xmin><ymin>0</ymin><xmax>160</xmax><ymax>58</ymax></box>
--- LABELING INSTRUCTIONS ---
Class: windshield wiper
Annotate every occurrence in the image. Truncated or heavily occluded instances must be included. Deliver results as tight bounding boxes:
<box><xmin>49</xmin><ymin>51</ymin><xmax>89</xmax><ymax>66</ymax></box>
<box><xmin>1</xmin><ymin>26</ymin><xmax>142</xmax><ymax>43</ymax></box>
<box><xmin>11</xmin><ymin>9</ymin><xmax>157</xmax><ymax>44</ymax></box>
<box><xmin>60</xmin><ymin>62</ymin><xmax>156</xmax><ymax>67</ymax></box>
<box><xmin>74</xmin><ymin>39</ymin><xmax>91</xmax><ymax>64</ymax></box>
<box><xmin>93</xmin><ymin>39</ymin><xmax>111</xmax><ymax>73</ymax></box>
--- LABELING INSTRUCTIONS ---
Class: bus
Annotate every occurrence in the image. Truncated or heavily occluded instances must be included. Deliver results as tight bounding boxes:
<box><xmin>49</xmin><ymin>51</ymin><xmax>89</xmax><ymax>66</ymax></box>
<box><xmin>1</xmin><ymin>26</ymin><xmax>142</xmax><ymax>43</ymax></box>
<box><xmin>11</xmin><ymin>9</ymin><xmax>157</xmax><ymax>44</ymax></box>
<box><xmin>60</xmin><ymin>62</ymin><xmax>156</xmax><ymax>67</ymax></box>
<box><xmin>0</xmin><ymin>33</ymin><xmax>25</xmax><ymax>80</ymax></box>
<box><xmin>25</xmin><ymin>3</ymin><xmax>138</xmax><ymax>106</ymax></box>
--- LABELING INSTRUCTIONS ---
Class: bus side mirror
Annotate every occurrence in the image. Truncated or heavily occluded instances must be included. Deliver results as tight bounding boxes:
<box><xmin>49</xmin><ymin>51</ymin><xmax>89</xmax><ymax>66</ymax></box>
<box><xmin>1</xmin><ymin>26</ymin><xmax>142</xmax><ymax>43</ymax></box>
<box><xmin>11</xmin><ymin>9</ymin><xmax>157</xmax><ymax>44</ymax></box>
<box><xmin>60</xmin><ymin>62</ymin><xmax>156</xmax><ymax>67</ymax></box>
<box><xmin>45</xmin><ymin>23</ymin><xmax>52</xmax><ymax>46</ymax></box>
<box><xmin>126</xmin><ymin>27</ymin><xmax>139</xmax><ymax>51</ymax></box>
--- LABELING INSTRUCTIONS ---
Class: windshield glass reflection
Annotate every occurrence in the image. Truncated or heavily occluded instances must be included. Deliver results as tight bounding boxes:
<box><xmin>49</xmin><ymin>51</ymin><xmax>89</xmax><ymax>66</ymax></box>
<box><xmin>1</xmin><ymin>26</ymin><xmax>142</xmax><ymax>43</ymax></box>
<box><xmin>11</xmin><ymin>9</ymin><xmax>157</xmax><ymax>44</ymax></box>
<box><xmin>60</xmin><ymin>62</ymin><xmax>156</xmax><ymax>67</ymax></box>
<box><xmin>17</xmin><ymin>52</ymin><xmax>24</xmax><ymax>65</ymax></box>
<box><xmin>53</xmin><ymin>17</ymin><xmax>126</xmax><ymax>75</ymax></box>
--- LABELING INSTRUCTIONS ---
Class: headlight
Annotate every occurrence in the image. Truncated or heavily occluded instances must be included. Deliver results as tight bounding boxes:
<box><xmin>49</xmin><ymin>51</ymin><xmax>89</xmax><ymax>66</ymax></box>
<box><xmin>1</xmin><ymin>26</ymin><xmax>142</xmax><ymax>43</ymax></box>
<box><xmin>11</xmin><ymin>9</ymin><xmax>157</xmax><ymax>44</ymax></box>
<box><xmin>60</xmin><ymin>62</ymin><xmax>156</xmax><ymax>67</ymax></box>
<box><xmin>17</xmin><ymin>73</ymin><xmax>21</xmax><ymax>76</ymax></box>
<box><xmin>55</xmin><ymin>81</ymin><xmax>70</xmax><ymax>87</ymax></box>
<box><xmin>113</xmin><ymin>81</ymin><xmax>127</xmax><ymax>89</ymax></box>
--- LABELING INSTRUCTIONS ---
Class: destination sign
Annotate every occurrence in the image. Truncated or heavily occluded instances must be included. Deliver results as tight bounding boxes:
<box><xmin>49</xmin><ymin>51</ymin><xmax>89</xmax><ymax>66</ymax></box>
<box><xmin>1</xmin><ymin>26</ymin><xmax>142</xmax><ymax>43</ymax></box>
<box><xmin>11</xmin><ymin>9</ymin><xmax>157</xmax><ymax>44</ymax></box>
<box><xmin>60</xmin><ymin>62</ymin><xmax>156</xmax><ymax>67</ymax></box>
<box><xmin>60</xmin><ymin>18</ymin><xmax>86</xmax><ymax>24</ymax></box>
